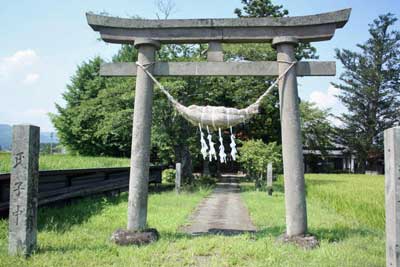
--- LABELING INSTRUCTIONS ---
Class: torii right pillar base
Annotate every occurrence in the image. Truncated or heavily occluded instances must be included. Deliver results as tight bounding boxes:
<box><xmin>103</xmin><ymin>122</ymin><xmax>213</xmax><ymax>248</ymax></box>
<box><xmin>273</xmin><ymin>36</ymin><xmax>308</xmax><ymax>238</ymax></box>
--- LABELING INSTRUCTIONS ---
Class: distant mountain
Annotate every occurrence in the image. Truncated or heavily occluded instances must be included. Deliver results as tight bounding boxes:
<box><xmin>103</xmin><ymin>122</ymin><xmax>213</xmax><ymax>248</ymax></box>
<box><xmin>40</xmin><ymin>132</ymin><xmax>59</xmax><ymax>144</ymax></box>
<box><xmin>0</xmin><ymin>124</ymin><xmax>12</xmax><ymax>150</ymax></box>
<box><xmin>0</xmin><ymin>124</ymin><xmax>59</xmax><ymax>151</ymax></box>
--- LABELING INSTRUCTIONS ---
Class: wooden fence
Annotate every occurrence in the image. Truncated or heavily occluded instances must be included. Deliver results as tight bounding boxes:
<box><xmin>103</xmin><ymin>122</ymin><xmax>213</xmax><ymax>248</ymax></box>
<box><xmin>0</xmin><ymin>166</ymin><xmax>164</xmax><ymax>216</ymax></box>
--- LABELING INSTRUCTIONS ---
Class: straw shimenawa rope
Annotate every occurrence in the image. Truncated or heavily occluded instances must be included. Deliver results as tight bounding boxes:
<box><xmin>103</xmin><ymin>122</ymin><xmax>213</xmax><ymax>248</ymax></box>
<box><xmin>136</xmin><ymin>61</ymin><xmax>296</xmax><ymax>130</ymax></box>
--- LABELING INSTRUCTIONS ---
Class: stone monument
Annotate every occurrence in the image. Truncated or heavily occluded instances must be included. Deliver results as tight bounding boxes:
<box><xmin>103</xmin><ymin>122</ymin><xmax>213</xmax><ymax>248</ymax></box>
<box><xmin>8</xmin><ymin>125</ymin><xmax>40</xmax><ymax>256</ymax></box>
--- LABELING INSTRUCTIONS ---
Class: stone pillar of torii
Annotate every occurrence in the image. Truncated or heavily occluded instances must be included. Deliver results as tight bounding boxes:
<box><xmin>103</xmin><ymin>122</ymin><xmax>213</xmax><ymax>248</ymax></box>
<box><xmin>86</xmin><ymin>9</ymin><xmax>351</xmax><ymax>238</ymax></box>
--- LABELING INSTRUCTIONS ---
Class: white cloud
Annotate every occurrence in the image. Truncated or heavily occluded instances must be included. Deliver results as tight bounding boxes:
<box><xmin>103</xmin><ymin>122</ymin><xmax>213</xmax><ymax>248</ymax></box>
<box><xmin>4</xmin><ymin>49</ymin><xmax>38</xmax><ymax>66</ymax></box>
<box><xmin>309</xmin><ymin>85</ymin><xmax>340</xmax><ymax>110</ymax></box>
<box><xmin>0</xmin><ymin>49</ymin><xmax>39</xmax><ymax>79</ymax></box>
<box><xmin>22</xmin><ymin>73</ymin><xmax>40</xmax><ymax>85</ymax></box>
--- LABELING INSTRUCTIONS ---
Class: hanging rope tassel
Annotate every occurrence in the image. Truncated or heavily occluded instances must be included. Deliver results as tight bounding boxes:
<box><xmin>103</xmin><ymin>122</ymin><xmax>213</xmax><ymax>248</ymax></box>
<box><xmin>218</xmin><ymin>128</ymin><xmax>227</xmax><ymax>163</ymax></box>
<box><xmin>199</xmin><ymin>123</ymin><xmax>208</xmax><ymax>160</ymax></box>
<box><xmin>230</xmin><ymin>126</ymin><xmax>238</xmax><ymax>161</ymax></box>
<box><xmin>207</xmin><ymin>126</ymin><xmax>217</xmax><ymax>162</ymax></box>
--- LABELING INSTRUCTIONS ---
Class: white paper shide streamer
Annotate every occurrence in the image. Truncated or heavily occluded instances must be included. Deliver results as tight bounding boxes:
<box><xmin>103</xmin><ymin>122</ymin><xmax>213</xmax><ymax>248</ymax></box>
<box><xmin>230</xmin><ymin>127</ymin><xmax>237</xmax><ymax>161</ymax></box>
<box><xmin>218</xmin><ymin>128</ymin><xmax>227</xmax><ymax>163</ymax></box>
<box><xmin>199</xmin><ymin>123</ymin><xmax>208</xmax><ymax>160</ymax></box>
<box><xmin>198</xmin><ymin>125</ymin><xmax>238</xmax><ymax>163</ymax></box>
<box><xmin>207</xmin><ymin>126</ymin><xmax>217</xmax><ymax>162</ymax></box>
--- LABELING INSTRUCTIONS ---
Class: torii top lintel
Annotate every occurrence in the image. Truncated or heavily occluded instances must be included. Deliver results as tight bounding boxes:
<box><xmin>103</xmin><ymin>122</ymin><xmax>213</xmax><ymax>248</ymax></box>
<box><xmin>86</xmin><ymin>9</ymin><xmax>351</xmax><ymax>44</ymax></box>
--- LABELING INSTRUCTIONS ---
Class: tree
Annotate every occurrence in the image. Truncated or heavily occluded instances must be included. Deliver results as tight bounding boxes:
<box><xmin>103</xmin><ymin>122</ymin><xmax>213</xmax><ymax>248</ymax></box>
<box><xmin>334</xmin><ymin>13</ymin><xmax>400</xmax><ymax>173</ymax></box>
<box><xmin>238</xmin><ymin>140</ymin><xmax>281</xmax><ymax>188</ymax></box>
<box><xmin>300</xmin><ymin>101</ymin><xmax>334</xmax><ymax>155</ymax></box>
<box><xmin>50</xmin><ymin>57</ymin><xmax>109</xmax><ymax>155</ymax></box>
<box><xmin>50</xmin><ymin>48</ymin><xmax>137</xmax><ymax>157</ymax></box>
<box><xmin>234</xmin><ymin>0</ymin><xmax>288</xmax><ymax>18</ymax></box>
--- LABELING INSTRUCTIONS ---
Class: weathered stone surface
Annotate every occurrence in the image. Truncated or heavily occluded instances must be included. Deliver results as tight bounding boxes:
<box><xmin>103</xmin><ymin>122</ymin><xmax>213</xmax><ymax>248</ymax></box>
<box><xmin>127</xmin><ymin>39</ymin><xmax>160</xmax><ymax>231</ymax></box>
<box><xmin>277</xmin><ymin>234</ymin><xmax>319</xmax><ymax>250</ymax></box>
<box><xmin>175</xmin><ymin>163</ymin><xmax>181</xmax><ymax>193</ymax></box>
<box><xmin>266</xmin><ymin>162</ymin><xmax>273</xmax><ymax>196</ymax></box>
<box><xmin>100</xmin><ymin>61</ymin><xmax>336</xmax><ymax>77</ymax></box>
<box><xmin>88</xmin><ymin>9</ymin><xmax>350</xmax><ymax>29</ymax></box>
<box><xmin>134</xmin><ymin>38</ymin><xmax>161</xmax><ymax>49</ymax></box>
<box><xmin>207</xmin><ymin>42</ymin><xmax>223</xmax><ymax>62</ymax></box>
<box><xmin>384</xmin><ymin>127</ymin><xmax>400</xmax><ymax>267</ymax></box>
<box><xmin>275</xmin><ymin>38</ymin><xmax>308</xmax><ymax>237</ymax></box>
<box><xmin>86</xmin><ymin>9</ymin><xmax>351</xmax><ymax>44</ymax></box>
<box><xmin>272</xmin><ymin>36</ymin><xmax>299</xmax><ymax>47</ymax></box>
<box><xmin>110</xmin><ymin>228</ymin><xmax>159</xmax><ymax>246</ymax></box>
<box><xmin>8</xmin><ymin>125</ymin><xmax>40</xmax><ymax>256</ymax></box>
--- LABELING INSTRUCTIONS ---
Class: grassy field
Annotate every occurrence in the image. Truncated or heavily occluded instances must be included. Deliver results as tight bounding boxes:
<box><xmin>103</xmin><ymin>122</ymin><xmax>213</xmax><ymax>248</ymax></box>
<box><xmin>0</xmin><ymin>152</ymin><xmax>130</xmax><ymax>174</ymax></box>
<box><xmin>241</xmin><ymin>174</ymin><xmax>384</xmax><ymax>266</ymax></box>
<box><xmin>0</xmin><ymin>173</ymin><xmax>385</xmax><ymax>266</ymax></box>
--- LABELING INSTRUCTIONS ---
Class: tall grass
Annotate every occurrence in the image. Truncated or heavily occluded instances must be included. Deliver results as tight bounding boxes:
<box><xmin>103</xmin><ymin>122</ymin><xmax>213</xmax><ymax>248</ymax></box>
<box><xmin>0</xmin><ymin>152</ymin><xmax>130</xmax><ymax>174</ymax></box>
<box><xmin>305</xmin><ymin>174</ymin><xmax>385</xmax><ymax>230</ymax></box>
<box><xmin>0</xmin><ymin>188</ymin><xmax>212</xmax><ymax>267</ymax></box>
<box><xmin>240</xmin><ymin>173</ymin><xmax>385</xmax><ymax>266</ymax></box>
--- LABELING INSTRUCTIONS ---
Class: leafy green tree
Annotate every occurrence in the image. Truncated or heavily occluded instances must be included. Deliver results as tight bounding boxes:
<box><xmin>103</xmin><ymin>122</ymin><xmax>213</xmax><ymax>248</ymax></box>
<box><xmin>50</xmin><ymin>48</ymin><xmax>137</xmax><ymax>157</ymax></box>
<box><xmin>234</xmin><ymin>0</ymin><xmax>288</xmax><ymax>17</ymax></box>
<box><xmin>238</xmin><ymin>140</ymin><xmax>281</xmax><ymax>188</ymax></box>
<box><xmin>50</xmin><ymin>57</ymin><xmax>107</xmax><ymax>155</ymax></box>
<box><xmin>333</xmin><ymin>13</ymin><xmax>400</xmax><ymax>173</ymax></box>
<box><xmin>300</xmin><ymin>101</ymin><xmax>334</xmax><ymax>155</ymax></box>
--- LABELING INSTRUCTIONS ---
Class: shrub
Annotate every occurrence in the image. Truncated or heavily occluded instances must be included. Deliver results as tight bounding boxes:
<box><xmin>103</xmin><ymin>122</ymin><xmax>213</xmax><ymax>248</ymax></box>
<box><xmin>238</xmin><ymin>140</ymin><xmax>282</xmax><ymax>187</ymax></box>
<box><xmin>195</xmin><ymin>175</ymin><xmax>217</xmax><ymax>186</ymax></box>
<box><xmin>162</xmin><ymin>169</ymin><xmax>176</xmax><ymax>183</ymax></box>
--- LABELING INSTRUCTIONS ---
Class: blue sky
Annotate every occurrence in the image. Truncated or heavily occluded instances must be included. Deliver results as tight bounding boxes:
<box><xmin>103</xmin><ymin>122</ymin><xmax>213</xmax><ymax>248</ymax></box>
<box><xmin>0</xmin><ymin>0</ymin><xmax>399</xmax><ymax>131</ymax></box>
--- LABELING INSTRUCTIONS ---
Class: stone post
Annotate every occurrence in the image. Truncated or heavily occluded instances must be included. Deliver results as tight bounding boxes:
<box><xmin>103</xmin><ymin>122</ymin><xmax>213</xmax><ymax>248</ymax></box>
<box><xmin>350</xmin><ymin>156</ymin><xmax>355</xmax><ymax>173</ymax></box>
<box><xmin>8</xmin><ymin>125</ymin><xmax>40</xmax><ymax>256</ymax></box>
<box><xmin>273</xmin><ymin>37</ymin><xmax>307</xmax><ymax>237</ymax></box>
<box><xmin>384</xmin><ymin>127</ymin><xmax>400</xmax><ymax>267</ymax></box>
<box><xmin>207</xmin><ymin>42</ymin><xmax>223</xmax><ymax>62</ymax></box>
<box><xmin>266</xmin><ymin>162</ymin><xmax>273</xmax><ymax>196</ymax></box>
<box><xmin>175</xmin><ymin>163</ymin><xmax>182</xmax><ymax>193</ymax></box>
<box><xmin>127</xmin><ymin>38</ymin><xmax>160</xmax><ymax>231</ymax></box>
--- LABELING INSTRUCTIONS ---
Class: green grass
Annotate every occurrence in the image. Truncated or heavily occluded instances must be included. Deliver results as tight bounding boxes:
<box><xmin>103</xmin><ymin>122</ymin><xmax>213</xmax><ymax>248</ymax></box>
<box><xmin>0</xmin><ymin>186</ymin><xmax>212</xmax><ymax>267</ymax></box>
<box><xmin>0</xmin><ymin>174</ymin><xmax>385</xmax><ymax>266</ymax></box>
<box><xmin>0</xmin><ymin>152</ymin><xmax>130</xmax><ymax>174</ymax></box>
<box><xmin>240</xmin><ymin>174</ymin><xmax>385</xmax><ymax>266</ymax></box>
<box><xmin>306</xmin><ymin>174</ymin><xmax>384</xmax><ymax>229</ymax></box>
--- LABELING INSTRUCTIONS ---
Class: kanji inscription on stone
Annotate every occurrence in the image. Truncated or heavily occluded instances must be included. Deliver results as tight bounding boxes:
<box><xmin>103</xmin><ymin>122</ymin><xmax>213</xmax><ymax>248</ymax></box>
<box><xmin>8</xmin><ymin>125</ymin><xmax>40</xmax><ymax>256</ymax></box>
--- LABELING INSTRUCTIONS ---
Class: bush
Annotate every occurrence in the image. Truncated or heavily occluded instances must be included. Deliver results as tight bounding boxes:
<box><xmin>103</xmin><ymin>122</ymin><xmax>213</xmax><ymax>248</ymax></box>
<box><xmin>181</xmin><ymin>175</ymin><xmax>217</xmax><ymax>192</ymax></box>
<box><xmin>195</xmin><ymin>175</ymin><xmax>217</xmax><ymax>186</ymax></box>
<box><xmin>162</xmin><ymin>169</ymin><xmax>176</xmax><ymax>183</ymax></box>
<box><xmin>238</xmin><ymin>140</ymin><xmax>282</xmax><ymax>187</ymax></box>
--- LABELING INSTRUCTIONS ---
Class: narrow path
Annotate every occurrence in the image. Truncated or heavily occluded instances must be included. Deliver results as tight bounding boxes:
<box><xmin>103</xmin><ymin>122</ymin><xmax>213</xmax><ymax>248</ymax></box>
<box><xmin>183</xmin><ymin>178</ymin><xmax>257</xmax><ymax>235</ymax></box>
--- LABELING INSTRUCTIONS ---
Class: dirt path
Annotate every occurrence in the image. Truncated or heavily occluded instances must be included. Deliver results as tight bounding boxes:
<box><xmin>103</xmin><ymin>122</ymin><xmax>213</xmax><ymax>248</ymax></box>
<box><xmin>182</xmin><ymin>179</ymin><xmax>257</xmax><ymax>235</ymax></box>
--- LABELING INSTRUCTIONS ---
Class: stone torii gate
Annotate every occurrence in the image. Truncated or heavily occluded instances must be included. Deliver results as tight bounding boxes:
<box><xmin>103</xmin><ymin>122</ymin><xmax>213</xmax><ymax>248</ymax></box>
<box><xmin>86</xmin><ymin>9</ymin><xmax>351</xmax><ymax>238</ymax></box>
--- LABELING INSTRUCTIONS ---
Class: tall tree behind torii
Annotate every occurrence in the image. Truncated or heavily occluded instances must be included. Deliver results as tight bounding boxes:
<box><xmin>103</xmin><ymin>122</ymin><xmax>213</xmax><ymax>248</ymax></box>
<box><xmin>334</xmin><ymin>13</ymin><xmax>400</xmax><ymax>173</ymax></box>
